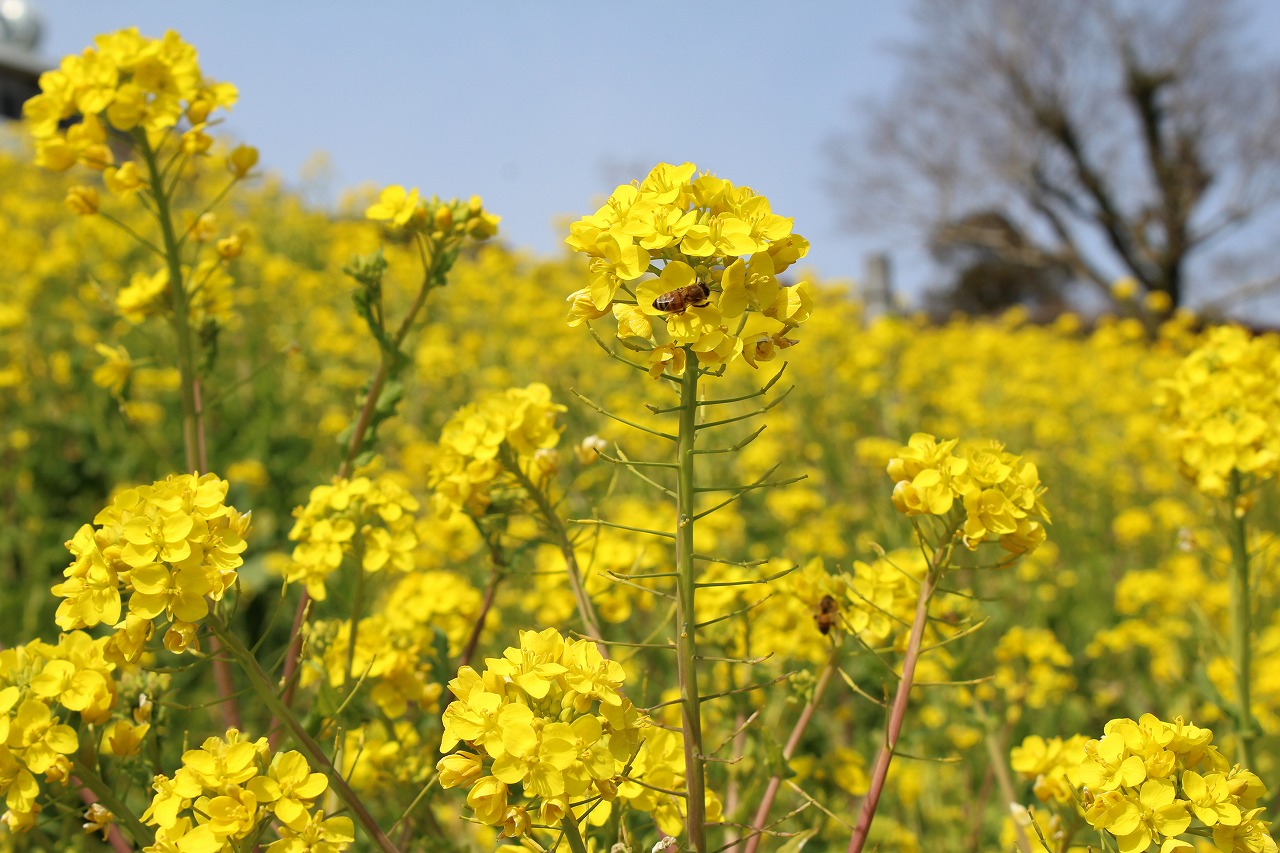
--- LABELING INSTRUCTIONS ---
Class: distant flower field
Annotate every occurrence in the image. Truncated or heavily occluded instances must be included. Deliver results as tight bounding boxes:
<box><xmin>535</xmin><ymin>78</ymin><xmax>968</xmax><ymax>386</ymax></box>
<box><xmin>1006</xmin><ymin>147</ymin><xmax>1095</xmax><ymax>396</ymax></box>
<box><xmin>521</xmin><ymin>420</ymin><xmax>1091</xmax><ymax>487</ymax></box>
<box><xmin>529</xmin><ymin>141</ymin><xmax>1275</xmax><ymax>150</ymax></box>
<box><xmin>0</xmin><ymin>26</ymin><xmax>1277</xmax><ymax>853</ymax></box>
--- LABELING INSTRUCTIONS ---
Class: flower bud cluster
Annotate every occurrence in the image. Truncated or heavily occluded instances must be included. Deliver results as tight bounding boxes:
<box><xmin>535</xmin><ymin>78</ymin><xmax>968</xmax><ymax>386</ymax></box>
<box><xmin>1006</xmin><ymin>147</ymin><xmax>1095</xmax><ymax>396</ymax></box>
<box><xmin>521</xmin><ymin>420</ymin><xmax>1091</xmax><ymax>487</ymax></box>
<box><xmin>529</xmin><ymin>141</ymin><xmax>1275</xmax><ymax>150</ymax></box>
<box><xmin>23</xmin><ymin>28</ymin><xmax>245</xmax><ymax>175</ymax></box>
<box><xmin>565</xmin><ymin>162</ymin><xmax>813</xmax><ymax>378</ymax></box>
<box><xmin>887</xmin><ymin>433</ymin><xmax>1050</xmax><ymax>555</ymax></box>
<box><xmin>437</xmin><ymin>628</ymin><xmax>647</xmax><ymax>838</ymax></box>
<box><xmin>365</xmin><ymin>186</ymin><xmax>500</xmax><ymax>241</ymax></box>
<box><xmin>427</xmin><ymin>383</ymin><xmax>566</xmax><ymax>517</ymax></box>
<box><xmin>142</xmin><ymin>729</ymin><xmax>354</xmax><ymax>853</ymax></box>
<box><xmin>53</xmin><ymin>473</ymin><xmax>249</xmax><ymax>662</ymax></box>
<box><xmin>1071</xmin><ymin>714</ymin><xmax>1275</xmax><ymax>853</ymax></box>
<box><xmin>0</xmin><ymin>632</ymin><xmax>118</xmax><ymax>832</ymax></box>
<box><xmin>283</xmin><ymin>467</ymin><xmax>420</xmax><ymax>601</ymax></box>
<box><xmin>1158</xmin><ymin>325</ymin><xmax>1280</xmax><ymax>498</ymax></box>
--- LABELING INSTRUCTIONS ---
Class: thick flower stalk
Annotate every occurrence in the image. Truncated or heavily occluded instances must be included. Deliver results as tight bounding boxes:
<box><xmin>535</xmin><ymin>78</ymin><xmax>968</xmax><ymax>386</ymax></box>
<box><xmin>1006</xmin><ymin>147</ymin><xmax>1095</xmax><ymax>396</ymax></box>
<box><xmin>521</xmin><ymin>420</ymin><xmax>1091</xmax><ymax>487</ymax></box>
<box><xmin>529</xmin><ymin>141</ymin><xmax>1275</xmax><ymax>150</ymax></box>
<box><xmin>51</xmin><ymin>472</ymin><xmax>249</xmax><ymax>664</ymax></box>
<box><xmin>436</xmin><ymin>628</ymin><xmax>647</xmax><ymax>846</ymax></box>
<box><xmin>140</xmin><ymin>728</ymin><xmax>354</xmax><ymax>853</ymax></box>
<box><xmin>564</xmin><ymin>163</ymin><xmax>811</xmax><ymax>853</ymax></box>
<box><xmin>565</xmin><ymin>161</ymin><xmax>813</xmax><ymax>377</ymax></box>
<box><xmin>1071</xmin><ymin>714</ymin><xmax>1275</xmax><ymax>853</ymax></box>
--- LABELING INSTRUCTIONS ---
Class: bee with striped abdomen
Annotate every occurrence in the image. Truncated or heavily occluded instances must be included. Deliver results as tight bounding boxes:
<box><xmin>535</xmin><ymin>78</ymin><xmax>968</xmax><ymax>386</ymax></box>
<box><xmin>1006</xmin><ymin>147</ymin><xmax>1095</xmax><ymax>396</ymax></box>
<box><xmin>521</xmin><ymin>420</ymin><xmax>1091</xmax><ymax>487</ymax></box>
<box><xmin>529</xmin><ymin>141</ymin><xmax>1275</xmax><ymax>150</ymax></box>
<box><xmin>652</xmin><ymin>280</ymin><xmax>711</xmax><ymax>314</ymax></box>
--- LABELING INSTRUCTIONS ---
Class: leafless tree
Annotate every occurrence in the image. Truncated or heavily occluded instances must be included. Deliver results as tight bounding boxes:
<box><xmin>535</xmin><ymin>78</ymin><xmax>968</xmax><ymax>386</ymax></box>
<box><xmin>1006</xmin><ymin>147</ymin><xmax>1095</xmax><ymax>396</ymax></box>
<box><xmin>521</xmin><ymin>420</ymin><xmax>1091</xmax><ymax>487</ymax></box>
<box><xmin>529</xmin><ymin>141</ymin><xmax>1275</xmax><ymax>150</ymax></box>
<box><xmin>828</xmin><ymin>0</ymin><xmax>1280</xmax><ymax>309</ymax></box>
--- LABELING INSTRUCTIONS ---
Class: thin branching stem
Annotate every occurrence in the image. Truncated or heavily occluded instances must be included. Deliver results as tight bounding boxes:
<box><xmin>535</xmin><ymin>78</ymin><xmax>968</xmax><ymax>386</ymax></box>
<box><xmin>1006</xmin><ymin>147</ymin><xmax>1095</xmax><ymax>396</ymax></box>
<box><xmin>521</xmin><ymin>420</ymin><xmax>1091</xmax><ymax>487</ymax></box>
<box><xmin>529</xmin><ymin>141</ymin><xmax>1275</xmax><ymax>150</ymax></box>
<box><xmin>1228</xmin><ymin>469</ymin><xmax>1256</xmax><ymax>768</ymax></box>
<box><xmin>846</xmin><ymin>534</ymin><xmax>952</xmax><ymax>853</ymax></box>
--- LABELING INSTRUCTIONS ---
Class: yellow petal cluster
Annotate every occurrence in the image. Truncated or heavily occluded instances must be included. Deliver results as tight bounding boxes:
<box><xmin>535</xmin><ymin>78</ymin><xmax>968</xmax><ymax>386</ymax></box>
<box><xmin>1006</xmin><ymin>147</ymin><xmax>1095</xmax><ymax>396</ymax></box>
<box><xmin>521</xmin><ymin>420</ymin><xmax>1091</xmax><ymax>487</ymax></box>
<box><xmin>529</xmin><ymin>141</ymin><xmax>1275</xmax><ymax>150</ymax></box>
<box><xmin>52</xmin><ymin>473</ymin><xmax>249</xmax><ymax>662</ymax></box>
<box><xmin>887</xmin><ymin>433</ymin><xmax>1051</xmax><ymax>554</ymax></box>
<box><xmin>1071</xmin><ymin>714</ymin><xmax>1275</xmax><ymax>853</ymax></box>
<box><xmin>427</xmin><ymin>383</ymin><xmax>566</xmax><ymax>517</ymax></box>
<box><xmin>24</xmin><ymin>28</ymin><xmax>237</xmax><ymax>171</ymax></box>
<box><xmin>1158</xmin><ymin>325</ymin><xmax>1280</xmax><ymax>497</ymax></box>
<box><xmin>141</xmin><ymin>728</ymin><xmax>353</xmax><ymax>853</ymax></box>
<box><xmin>301</xmin><ymin>571</ymin><xmax>482</xmax><ymax>718</ymax></box>
<box><xmin>565</xmin><ymin>162</ymin><xmax>813</xmax><ymax>377</ymax></box>
<box><xmin>284</xmin><ymin>466</ymin><xmax>421</xmax><ymax>600</ymax></box>
<box><xmin>0</xmin><ymin>632</ymin><xmax>118</xmax><ymax>832</ymax></box>
<box><xmin>437</xmin><ymin>628</ymin><xmax>647</xmax><ymax>836</ymax></box>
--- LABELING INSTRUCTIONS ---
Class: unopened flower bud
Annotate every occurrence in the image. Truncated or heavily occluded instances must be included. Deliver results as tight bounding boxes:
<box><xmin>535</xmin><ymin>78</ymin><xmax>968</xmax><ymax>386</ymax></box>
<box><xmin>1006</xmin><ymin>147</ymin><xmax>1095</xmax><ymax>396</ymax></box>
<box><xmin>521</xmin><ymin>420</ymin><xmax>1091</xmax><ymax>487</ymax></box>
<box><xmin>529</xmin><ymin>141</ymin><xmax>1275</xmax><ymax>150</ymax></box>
<box><xmin>534</xmin><ymin>448</ymin><xmax>560</xmax><ymax>477</ymax></box>
<box><xmin>576</xmin><ymin>435</ymin><xmax>607</xmax><ymax>466</ymax></box>
<box><xmin>65</xmin><ymin>186</ymin><xmax>99</xmax><ymax>215</ymax></box>
<box><xmin>216</xmin><ymin>234</ymin><xmax>244</xmax><ymax>261</ymax></box>
<box><xmin>191</xmin><ymin>213</ymin><xmax>218</xmax><ymax>243</ymax></box>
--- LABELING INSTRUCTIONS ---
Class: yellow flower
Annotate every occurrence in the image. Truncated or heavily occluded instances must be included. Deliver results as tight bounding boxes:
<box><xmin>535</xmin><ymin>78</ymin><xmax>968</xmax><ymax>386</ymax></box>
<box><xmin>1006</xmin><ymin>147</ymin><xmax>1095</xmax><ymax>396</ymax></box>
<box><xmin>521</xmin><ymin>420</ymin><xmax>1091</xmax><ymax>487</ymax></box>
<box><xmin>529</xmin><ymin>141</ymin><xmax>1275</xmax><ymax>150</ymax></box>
<box><xmin>365</xmin><ymin>184</ymin><xmax>422</xmax><ymax>227</ymax></box>
<box><xmin>227</xmin><ymin>144</ymin><xmax>259</xmax><ymax>179</ymax></box>
<box><xmin>65</xmin><ymin>185</ymin><xmax>99</xmax><ymax>215</ymax></box>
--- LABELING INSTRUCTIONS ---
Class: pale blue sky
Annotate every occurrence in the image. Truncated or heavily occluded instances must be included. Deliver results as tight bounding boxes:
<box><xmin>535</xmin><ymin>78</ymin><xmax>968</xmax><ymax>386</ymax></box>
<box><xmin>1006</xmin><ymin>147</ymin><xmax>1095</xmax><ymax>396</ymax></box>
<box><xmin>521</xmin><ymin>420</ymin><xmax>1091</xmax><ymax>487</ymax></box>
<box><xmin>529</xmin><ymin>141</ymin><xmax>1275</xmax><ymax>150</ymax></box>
<box><xmin>26</xmin><ymin>2</ymin><xmax>1280</xmax><ymax>305</ymax></box>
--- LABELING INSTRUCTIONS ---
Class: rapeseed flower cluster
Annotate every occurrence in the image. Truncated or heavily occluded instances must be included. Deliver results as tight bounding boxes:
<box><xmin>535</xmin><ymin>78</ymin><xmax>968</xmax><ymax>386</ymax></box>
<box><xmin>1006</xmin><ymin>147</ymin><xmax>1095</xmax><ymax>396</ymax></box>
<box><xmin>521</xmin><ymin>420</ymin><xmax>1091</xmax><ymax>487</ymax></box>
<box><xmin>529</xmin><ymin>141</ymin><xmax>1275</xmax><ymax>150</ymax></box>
<box><xmin>1158</xmin><ymin>325</ymin><xmax>1280</xmax><ymax>498</ymax></box>
<box><xmin>52</xmin><ymin>473</ymin><xmax>249</xmax><ymax>662</ymax></box>
<box><xmin>23</xmin><ymin>28</ymin><xmax>241</xmax><ymax>173</ymax></box>
<box><xmin>141</xmin><ymin>729</ymin><xmax>353</xmax><ymax>853</ymax></box>
<box><xmin>437</xmin><ymin>628</ymin><xmax>647</xmax><ymax>837</ymax></box>
<box><xmin>301</xmin><ymin>570</ymin><xmax>482</xmax><ymax>718</ymax></box>
<box><xmin>887</xmin><ymin>433</ymin><xmax>1051</xmax><ymax>555</ymax></box>
<box><xmin>365</xmin><ymin>186</ymin><xmax>500</xmax><ymax>241</ymax></box>
<box><xmin>565</xmin><ymin>162</ymin><xmax>814</xmax><ymax>377</ymax></box>
<box><xmin>986</xmin><ymin>627</ymin><xmax>1076</xmax><ymax>721</ymax></box>
<box><xmin>427</xmin><ymin>383</ymin><xmax>566</xmax><ymax>517</ymax></box>
<box><xmin>282</xmin><ymin>467</ymin><xmax>420</xmax><ymax>600</ymax></box>
<box><xmin>0</xmin><ymin>632</ymin><xmax>118</xmax><ymax>832</ymax></box>
<box><xmin>1073</xmin><ymin>714</ymin><xmax>1275</xmax><ymax>853</ymax></box>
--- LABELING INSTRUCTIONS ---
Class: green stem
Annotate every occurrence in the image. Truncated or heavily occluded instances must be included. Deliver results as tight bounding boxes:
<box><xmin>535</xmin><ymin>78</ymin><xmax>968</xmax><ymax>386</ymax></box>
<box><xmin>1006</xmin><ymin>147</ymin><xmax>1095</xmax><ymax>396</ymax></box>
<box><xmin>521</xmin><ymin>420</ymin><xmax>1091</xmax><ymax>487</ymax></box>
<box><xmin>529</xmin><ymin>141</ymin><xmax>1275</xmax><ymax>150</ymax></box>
<box><xmin>981</xmin><ymin>715</ymin><xmax>1031</xmax><ymax>853</ymax></box>
<box><xmin>561</xmin><ymin>814</ymin><xmax>590</xmax><ymax>853</ymax></box>
<box><xmin>73</xmin><ymin>759</ymin><xmax>154</xmax><ymax>847</ymax></box>
<box><xmin>500</xmin><ymin>443</ymin><xmax>604</xmax><ymax>643</ymax></box>
<box><xmin>346</xmin><ymin>556</ymin><xmax>367</xmax><ymax>690</ymax></box>
<box><xmin>1228</xmin><ymin>469</ymin><xmax>1255</xmax><ymax>768</ymax></box>
<box><xmin>208</xmin><ymin>614</ymin><xmax>400</xmax><ymax>853</ymax></box>
<box><xmin>138</xmin><ymin>134</ymin><xmax>200</xmax><ymax>474</ymax></box>
<box><xmin>674</xmin><ymin>350</ymin><xmax>707</xmax><ymax>853</ymax></box>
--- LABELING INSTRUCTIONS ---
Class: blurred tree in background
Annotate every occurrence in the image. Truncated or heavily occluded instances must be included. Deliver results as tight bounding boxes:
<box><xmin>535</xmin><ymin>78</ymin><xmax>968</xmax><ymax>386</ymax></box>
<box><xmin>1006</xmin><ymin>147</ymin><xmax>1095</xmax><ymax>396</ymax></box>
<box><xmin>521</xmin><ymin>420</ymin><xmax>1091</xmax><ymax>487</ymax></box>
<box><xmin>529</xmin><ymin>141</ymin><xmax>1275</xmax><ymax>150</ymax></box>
<box><xmin>829</xmin><ymin>0</ymin><xmax>1280</xmax><ymax>314</ymax></box>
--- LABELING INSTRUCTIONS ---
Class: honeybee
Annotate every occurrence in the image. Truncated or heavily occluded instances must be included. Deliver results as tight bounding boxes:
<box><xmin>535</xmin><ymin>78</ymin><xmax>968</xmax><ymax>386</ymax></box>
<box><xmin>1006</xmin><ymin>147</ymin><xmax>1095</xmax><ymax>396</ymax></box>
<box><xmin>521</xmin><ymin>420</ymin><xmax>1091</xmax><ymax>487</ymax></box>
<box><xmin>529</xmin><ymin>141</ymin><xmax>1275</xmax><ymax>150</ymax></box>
<box><xmin>652</xmin><ymin>280</ymin><xmax>711</xmax><ymax>314</ymax></box>
<box><xmin>814</xmin><ymin>594</ymin><xmax>840</xmax><ymax>636</ymax></box>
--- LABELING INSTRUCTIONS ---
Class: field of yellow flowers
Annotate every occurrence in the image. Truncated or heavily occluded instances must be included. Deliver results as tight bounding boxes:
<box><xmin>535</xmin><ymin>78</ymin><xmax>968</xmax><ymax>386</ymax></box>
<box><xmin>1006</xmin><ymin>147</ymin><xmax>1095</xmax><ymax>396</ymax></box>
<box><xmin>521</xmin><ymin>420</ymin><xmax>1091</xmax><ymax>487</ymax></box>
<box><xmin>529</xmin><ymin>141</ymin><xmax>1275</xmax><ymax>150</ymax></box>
<box><xmin>1</xmin><ymin>26</ymin><xmax>1279</xmax><ymax>853</ymax></box>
